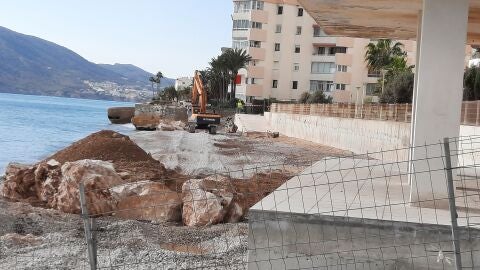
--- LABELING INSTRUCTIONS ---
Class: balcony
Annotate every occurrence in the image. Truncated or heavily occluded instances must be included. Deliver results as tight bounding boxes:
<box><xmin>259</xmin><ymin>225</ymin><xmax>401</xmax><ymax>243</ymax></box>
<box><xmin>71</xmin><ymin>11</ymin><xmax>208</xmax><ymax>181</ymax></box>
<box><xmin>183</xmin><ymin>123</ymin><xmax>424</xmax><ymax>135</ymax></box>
<box><xmin>251</xmin><ymin>10</ymin><xmax>268</xmax><ymax>23</ymax></box>
<box><xmin>334</xmin><ymin>72</ymin><xmax>352</xmax><ymax>85</ymax></box>
<box><xmin>249</xmin><ymin>28</ymin><xmax>267</xmax><ymax>42</ymax></box>
<box><xmin>248</xmin><ymin>66</ymin><xmax>264</xmax><ymax>78</ymax></box>
<box><xmin>311</xmin><ymin>54</ymin><xmax>336</xmax><ymax>62</ymax></box>
<box><xmin>248</xmin><ymin>47</ymin><xmax>266</xmax><ymax>60</ymax></box>
<box><xmin>246</xmin><ymin>84</ymin><xmax>263</xmax><ymax>97</ymax></box>
<box><xmin>312</xmin><ymin>36</ymin><xmax>337</xmax><ymax>46</ymax></box>
<box><xmin>336</xmin><ymin>37</ymin><xmax>354</xmax><ymax>48</ymax></box>
<box><xmin>335</xmin><ymin>53</ymin><xmax>353</xmax><ymax>66</ymax></box>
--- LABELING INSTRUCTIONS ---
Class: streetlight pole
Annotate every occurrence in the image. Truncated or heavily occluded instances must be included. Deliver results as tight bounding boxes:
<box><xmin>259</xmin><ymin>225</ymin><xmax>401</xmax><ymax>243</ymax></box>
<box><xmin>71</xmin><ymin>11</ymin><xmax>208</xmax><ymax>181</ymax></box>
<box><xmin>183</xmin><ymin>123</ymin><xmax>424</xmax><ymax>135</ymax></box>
<box><xmin>381</xmin><ymin>69</ymin><xmax>387</xmax><ymax>94</ymax></box>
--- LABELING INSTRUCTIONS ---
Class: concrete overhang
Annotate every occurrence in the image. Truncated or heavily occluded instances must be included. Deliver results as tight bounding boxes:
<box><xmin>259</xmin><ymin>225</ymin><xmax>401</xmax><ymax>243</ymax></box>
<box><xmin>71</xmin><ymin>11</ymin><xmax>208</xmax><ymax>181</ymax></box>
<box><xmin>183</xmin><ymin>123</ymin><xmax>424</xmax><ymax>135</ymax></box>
<box><xmin>298</xmin><ymin>0</ymin><xmax>480</xmax><ymax>45</ymax></box>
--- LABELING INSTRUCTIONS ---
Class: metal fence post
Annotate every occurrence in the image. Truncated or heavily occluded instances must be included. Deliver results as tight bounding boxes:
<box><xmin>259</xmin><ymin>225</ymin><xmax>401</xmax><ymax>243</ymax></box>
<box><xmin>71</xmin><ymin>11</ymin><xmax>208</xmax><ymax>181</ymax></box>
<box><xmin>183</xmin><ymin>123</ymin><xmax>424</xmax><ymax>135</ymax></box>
<box><xmin>443</xmin><ymin>137</ymin><xmax>463</xmax><ymax>270</ymax></box>
<box><xmin>79</xmin><ymin>183</ymin><xmax>97</xmax><ymax>270</ymax></box>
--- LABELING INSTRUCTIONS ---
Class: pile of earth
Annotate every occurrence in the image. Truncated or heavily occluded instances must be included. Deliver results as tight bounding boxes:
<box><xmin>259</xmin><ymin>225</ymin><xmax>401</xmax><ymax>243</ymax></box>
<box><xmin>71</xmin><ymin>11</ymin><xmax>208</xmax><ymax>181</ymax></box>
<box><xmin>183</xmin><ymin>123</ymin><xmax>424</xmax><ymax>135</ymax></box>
<box><xmin>48</xmin><ymin>130</ymin><xmax>181</xmax><ymax>183</ymax></box>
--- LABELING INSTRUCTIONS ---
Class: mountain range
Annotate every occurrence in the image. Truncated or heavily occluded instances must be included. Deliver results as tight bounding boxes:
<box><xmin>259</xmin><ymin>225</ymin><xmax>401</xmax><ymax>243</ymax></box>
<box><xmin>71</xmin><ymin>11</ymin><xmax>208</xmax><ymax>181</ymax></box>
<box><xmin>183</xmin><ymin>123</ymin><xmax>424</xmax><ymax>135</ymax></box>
<box><xmin>0</xmin><ymin>26</ymin><xmax>174</xmax><ymax>101</ymax></box>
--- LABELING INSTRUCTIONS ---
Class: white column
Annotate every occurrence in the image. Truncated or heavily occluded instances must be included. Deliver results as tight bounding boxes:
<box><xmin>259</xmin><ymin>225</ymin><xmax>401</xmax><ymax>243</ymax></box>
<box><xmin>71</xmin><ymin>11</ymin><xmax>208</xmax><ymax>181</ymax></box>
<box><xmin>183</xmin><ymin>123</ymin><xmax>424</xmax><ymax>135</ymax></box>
<box><xmin>409</xmin><ymin>0</ymin><xmax>469</xmax><ymax>205</ymax></box>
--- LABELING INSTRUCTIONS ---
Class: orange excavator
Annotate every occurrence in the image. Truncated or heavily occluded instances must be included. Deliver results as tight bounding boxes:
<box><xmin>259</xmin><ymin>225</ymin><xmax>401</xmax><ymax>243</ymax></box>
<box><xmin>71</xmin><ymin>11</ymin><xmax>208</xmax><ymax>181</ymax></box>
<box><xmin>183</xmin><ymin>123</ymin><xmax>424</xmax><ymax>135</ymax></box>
<box><xmin>188</xmin><ymin>70</ymin><xmax>221</xmax><ymax>134</ymax></box>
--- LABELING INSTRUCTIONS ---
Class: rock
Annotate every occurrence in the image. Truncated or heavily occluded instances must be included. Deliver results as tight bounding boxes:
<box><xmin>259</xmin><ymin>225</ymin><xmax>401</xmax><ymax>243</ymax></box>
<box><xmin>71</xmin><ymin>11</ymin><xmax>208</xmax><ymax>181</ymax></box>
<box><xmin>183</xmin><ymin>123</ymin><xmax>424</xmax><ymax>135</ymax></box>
<box><xmin>113</xmin><ymin>180</ymin><xmax>182</xmax><ymax>222</ymax></box>
<box><xmin>224</xmin><ymin>117</ymin><xmax>238</xmax><ymax>133</ymax></box>
<box><xmin>1</xmin><ymin>163</ymin><xmax>37</xmax><ymax>203</ymax></box>
<box><xmin>52</xmin><ymin>160</ymin><xmax>124</xmax><ymax>215</ymax></box>
<box><xmin>34</xmin><ymin>160</ymin><xmax>62</xmax><ymax>206</ymax></box>
<box><xmin>182</xmin><ymin>176</ymin><xmax>247</xmax><ymax>226</ymax></box>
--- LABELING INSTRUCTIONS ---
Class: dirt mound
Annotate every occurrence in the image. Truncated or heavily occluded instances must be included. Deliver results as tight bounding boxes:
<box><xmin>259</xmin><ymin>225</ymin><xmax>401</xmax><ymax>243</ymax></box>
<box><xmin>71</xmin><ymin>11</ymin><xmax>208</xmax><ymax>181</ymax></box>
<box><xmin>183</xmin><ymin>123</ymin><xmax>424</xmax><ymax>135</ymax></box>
<box><xmin>47</xmin><ymin>130</ymin><xmax>179</xmax><ymax>182</ymax></box>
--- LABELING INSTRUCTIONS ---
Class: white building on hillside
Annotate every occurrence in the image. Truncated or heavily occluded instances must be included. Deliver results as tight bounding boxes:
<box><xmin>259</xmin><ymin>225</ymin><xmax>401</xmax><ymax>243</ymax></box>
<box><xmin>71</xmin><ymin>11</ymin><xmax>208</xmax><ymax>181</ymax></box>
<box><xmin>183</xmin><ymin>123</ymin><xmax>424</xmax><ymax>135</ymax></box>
<box><xmin>175</xmin><ymin>77</ymin><xmax>193</xmax><ymax>91</ymax></box>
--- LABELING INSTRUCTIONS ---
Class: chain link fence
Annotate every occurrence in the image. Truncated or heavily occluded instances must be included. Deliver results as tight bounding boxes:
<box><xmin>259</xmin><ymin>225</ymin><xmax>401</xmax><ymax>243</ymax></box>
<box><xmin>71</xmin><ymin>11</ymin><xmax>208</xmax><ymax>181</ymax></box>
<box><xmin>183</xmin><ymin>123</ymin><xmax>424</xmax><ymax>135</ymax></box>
<box><xmin>3</xmin><ymin>136</ymin><xmax>480</xmax><ymax>269</ymax></box>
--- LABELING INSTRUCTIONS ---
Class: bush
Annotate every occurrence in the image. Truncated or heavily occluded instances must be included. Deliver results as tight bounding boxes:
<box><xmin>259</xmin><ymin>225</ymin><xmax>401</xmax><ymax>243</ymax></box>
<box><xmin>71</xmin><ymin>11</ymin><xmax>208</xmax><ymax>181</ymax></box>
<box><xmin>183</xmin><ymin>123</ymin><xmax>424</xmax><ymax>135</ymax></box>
<box><xmin>307</xmin><ymin>90</ymin><xmax>333</xmax><ymax>104</ymax></box>
<box><xmin>299</xmin><ymin>92</ymin><xmax>311</xmax><ymax>104</ymax></box>
<box><xmin>380</xmin><ymin>71</ymin><xmax>414</xmax><ymax>104</ymax></box>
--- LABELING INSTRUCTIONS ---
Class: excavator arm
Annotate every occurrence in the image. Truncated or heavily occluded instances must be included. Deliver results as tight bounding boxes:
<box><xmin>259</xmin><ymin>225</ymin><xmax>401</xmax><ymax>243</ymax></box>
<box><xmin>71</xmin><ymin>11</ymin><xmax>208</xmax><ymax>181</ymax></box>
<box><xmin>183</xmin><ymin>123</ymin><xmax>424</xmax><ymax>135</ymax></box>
<box><xmin>188</xmin><ymin>70</ymin><xmax>221</xmax><ymax>134</ymax></box>
<box><xmin>192</xmin><ymin>71</ymin><xmax>207</xmax><ymax>114</ymax></box>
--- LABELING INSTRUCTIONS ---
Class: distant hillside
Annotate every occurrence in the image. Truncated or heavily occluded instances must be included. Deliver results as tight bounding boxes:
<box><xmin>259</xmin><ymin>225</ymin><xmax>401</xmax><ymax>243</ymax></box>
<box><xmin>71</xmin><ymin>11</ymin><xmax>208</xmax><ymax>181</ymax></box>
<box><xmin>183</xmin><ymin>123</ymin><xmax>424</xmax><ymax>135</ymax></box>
<box><xmin>0</xmin><ymin>26</ymin><xmax>173</xmax><ymax>101</ymax></box>
<box><xmin>99</xmin><ymin>63</ymin><xmax>175</xmax><ymax>88</ymax></box>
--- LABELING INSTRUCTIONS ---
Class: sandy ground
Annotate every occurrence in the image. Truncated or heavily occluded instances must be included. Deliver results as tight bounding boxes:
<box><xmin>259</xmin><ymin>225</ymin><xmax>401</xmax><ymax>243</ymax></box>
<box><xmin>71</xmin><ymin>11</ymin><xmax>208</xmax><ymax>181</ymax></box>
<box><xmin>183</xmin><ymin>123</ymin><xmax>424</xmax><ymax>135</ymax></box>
<box><xmin>130</xmin><ymin>130</ymin><xmax>349</xmax><ymax>178</ymax></box>
<box><xmin>0</xmin><ymin>129</ymin><xmax>350</xmax><ymax>269</ymax></box>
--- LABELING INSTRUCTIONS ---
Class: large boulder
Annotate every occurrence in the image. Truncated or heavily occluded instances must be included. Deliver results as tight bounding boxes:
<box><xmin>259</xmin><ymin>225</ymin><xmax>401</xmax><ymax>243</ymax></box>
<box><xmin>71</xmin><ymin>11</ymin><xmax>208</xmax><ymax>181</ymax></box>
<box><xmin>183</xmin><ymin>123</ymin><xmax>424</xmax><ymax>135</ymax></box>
<box><xmin>112</xmin><ymin>180</ymin><xmax>182</xmax><ymax>222</ymax></box>
<box><xmin>34</xmin><ymin>159</ymin><xmax>62</xmax><ymax>206</ymax></box>
<box><xmin>1</xmin><ymin>163</ymin><xmax>37</xmax><ymax>203</ymax></box>
<box><xmin>182</xmin><ymin>176</ymin><xmax>246</xmax><ymax>227</ymax></box>
<box><xmin>52</xmin><ymin>160</ymin><xmax>124</xmax><ymax>215</ymax></box>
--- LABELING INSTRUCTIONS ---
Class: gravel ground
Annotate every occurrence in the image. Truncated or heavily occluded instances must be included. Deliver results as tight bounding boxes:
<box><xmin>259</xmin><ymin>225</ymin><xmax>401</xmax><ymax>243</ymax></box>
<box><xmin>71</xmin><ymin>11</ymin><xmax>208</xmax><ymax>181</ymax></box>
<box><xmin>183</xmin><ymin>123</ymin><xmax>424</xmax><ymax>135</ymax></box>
<box><xmin>0</xmin><ymin>197</ymin><xmax>247</xmax><ymax>270</ymax></box>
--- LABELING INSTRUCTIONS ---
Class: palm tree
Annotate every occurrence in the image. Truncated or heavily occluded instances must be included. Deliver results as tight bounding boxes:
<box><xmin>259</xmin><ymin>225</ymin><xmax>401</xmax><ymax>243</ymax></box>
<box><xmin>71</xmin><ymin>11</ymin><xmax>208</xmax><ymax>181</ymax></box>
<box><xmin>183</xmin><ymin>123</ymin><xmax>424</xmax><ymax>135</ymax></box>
<box><xmin>155</xmin><ymin>71</ymin><xmax>164</xmax><ymax>93</ymax></box>
<box><xmin>149</xmin><ymin>76</ymin><xmax>156</xmax><ymax>97</ymax></box>
<box><xmin>365</xmin><ymin>39</ymin><xmax>406</xmax><ymax>72</ymax></box>
<box><xmin>222</xmin><ymin>48</ymin><xmax>252</xmax><ymax>100</ymax></box>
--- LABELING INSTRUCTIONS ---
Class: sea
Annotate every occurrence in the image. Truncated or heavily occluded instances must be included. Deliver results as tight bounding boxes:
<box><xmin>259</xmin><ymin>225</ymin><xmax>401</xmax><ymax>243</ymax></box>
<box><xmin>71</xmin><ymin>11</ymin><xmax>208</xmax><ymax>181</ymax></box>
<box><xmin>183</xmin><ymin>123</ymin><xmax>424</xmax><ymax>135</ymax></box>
<box><xmin>0</xmin><ymin>93</ymin><xmax>135</xmax><ymax>175</ymax></box>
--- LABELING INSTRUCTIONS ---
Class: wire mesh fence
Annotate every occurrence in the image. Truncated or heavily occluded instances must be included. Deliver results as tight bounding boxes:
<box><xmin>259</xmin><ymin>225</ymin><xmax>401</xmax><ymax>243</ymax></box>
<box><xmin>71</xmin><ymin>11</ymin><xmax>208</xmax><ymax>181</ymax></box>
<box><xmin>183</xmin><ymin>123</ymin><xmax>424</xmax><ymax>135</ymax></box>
<box><xmin>4</xmin><ymin>136</ymin><xmax>480</xmax><ymax>269</ymax></box>
<box><xmin>69</xmin><ymin>136</ymin><xmax>480</xmax><ymax>269</ymax></box>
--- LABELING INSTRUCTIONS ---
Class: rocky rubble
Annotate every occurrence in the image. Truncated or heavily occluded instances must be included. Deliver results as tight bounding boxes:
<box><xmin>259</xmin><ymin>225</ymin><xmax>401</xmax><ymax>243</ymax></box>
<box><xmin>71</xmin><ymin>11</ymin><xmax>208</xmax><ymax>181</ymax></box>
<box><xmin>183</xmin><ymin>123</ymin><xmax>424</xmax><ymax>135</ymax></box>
<box><xmin>113</xmin><ymin>180</ymin><xmax>182</xmax><ymax>222</ymax></box>
<box><xmin>182</xmin><ymin>176</ymin><xmax>246</xmax><ymax>227</ymax></box>
<box><xmin>1</xmin><ymin>159</ymin><xmax>250</xmax><ymax>226</ymax></box>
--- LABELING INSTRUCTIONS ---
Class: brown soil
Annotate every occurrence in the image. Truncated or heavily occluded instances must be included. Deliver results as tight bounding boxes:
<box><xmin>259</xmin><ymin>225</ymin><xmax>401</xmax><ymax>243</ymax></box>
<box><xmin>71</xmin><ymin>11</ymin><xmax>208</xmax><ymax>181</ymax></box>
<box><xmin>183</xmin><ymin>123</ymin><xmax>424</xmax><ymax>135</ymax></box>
<box><xmin>231</xmin><ymin>172</ymin><xmax>293</xmax><ymax>209</ymax></box>
<box><xmin>47</xmin><ymin>130</ymin><xmax>184</xmax><ymax>183</ymax></box>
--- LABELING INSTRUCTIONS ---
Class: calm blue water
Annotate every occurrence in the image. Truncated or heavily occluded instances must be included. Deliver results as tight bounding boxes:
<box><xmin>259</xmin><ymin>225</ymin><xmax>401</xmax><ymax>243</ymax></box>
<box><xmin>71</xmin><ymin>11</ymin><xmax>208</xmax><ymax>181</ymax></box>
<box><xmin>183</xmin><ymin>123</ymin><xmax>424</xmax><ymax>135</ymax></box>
<box><xmin>0</xmin><ymin>93</ymin><xmax>135</xmax><ymax>174</ymax></box>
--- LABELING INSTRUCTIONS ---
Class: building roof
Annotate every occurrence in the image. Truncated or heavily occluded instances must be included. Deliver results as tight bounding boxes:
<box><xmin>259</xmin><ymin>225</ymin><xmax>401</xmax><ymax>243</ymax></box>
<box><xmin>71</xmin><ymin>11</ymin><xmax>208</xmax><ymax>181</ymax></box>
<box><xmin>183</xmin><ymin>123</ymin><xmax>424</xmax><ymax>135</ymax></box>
<box><xmin>298</xmin><ymin>0</ymin><xmax>480</xmax><ymax>45</ymax></box>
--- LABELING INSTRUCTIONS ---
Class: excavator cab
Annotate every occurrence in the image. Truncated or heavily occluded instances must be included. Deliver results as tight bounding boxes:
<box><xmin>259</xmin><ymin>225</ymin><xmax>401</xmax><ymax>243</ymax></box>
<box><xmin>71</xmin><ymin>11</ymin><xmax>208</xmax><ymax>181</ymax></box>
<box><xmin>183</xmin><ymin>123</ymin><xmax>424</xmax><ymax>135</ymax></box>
<box><xmin>188</xmin><ymin>71</ymin><xmax>221</xmax><ymax>134</ymax></box>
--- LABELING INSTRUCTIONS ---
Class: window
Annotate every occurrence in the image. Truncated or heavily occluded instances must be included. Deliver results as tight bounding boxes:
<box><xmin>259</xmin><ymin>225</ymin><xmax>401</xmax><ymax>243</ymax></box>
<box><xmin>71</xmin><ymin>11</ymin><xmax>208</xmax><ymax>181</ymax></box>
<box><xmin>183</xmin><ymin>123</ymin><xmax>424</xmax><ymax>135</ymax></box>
<box><xmin>232</xmin><ymin>37</ymin><xmax>248</xmax><ymax>50</ymax></box>
<box><xmin>298</xmin><ymin>8</ymin><xmax>304</xmax><ymax>16</ymax></box>
<box><xmin>310</xmin><ymin>80</ymin><xmax>334</xmax><ymax>92</ymax></box>
<box><xmin>292</xmin><ymin>81</ymin><xmax>298</xmax><ymax>89</ymax></box>
<box><xmin>313</xmin><ymin>27</ymin><xmax>325</xmax><ymax>37</ymax></box>
<box><xmin>336</xmin><ymin>84</ymin><xmax>346</xmax><ymax>91</ymax></box>
<box><xmin>295</xmin><ymin>45</ymin><xmax>301</xmax><ymax>53</ymax></box>
<box><xmin>250</xmin><ymin>40</ymin><xmax>261</xmax><ymax>48</ymax></box>
<box><xmin>296</xmin><ymin>26</ymin><xmax>302</xmax><ymax>35</ymax></box>
<box><xmin>366</xmin><ymin>83</ymin><xmax>380</xmax><ymax>95</ymax></box>
<box><xmin>328</xmin><ymin>47</ymin><xmax>336</xmax><ymax>55</ymax></box>
<box><xmin>293</xmin><ymin>63</ymin><xmax>300</xmax><ymax>71</ymax></box>
<box><xmin>272</xmin><ymin>80</ymin><xmax>278</xmax><ymax>88</ymax></box>
<box><xmin>233</xmin><ymin>20</ymin><xmax>250</xmax><ymax>30</ymax></box>
<box><xmin>315</xmin><ymin>47</ymin><xmax>326</xmax><ymax>55</ymax></box>
<box><xmin>274</xmin><ymin>43</ymin><xmax>281</xmax><ymax>51</ymax></box>
<box><xmin>277</xmin><ymin>6</ymin><xmax>283</xmax><ymax>15</ymax></box>
<box><xmin>251</xmin><ymin>78</ymin><xmax>256</xmax><ymax>84</ymax></box>
<box><xmin>311</xmin><ymin>62</ymin><xmax>336</xmax><ymax>74</ymax></box>
<box><xmin>336</xmin><ymin>47</ymin><xmax>347</xmax><ymax>54</ymax></box>
<box><xmin>234</xmin><ymin>1</ymin><xmax>264</xmax><ymax>13</ymax></box>
<box><xmin>252</xmin><ymin>1</ymin><xmax>264</xmax><ymax>10</ymax></box>
<box><xmin>337</xmin><ymin>65</ymin><xmax>347</xmax><ymax>72</ymax></box>
<box><xmin>251</xmin><ymin>21</ymin><xmax>262</xmax><ymax>29</ymax></box>
<box><xmin>275</xmin><ymin>24</ymin><xmax>282</xmax><ymax>33</ymax></box>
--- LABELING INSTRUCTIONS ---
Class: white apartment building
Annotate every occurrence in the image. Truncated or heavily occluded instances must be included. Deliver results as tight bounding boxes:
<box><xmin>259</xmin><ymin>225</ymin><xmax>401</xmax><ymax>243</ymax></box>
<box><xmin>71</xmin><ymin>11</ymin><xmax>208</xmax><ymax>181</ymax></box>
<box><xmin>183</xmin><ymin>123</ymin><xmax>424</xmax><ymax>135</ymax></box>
<box><xmin>231</xmin><ymin>0</ymin><xmax>416</xmax><ymax>103</ymax></box>
<box><xmin>175</xmin><ymin>77</ymin><xmax>193</xmax><ymax>91</ymax></box>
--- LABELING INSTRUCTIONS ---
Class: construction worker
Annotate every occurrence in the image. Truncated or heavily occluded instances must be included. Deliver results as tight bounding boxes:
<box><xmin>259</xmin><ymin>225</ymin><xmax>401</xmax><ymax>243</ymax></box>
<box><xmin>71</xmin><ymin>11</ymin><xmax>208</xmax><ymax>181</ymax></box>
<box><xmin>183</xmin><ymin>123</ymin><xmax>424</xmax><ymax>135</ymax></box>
<box><xmin>236</xmin><ymin>100</ymin><xmax>244</xmax><ymax>113</ymax></box>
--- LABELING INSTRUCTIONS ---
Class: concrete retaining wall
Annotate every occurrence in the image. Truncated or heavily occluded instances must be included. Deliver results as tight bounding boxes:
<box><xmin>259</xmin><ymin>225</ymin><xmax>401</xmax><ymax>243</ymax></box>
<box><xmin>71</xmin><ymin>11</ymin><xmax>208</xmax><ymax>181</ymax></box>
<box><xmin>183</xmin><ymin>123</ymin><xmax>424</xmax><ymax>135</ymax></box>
<box><xmin>265</xmin><ymin>112</ymin><xmax>411</xmax><ymax>161</ymax></box>
<box><xmin>234</xmin><ymin>112</ymin><xmax>480</xmax><ymax>161</ymax></box>
<box><xmin>248</xmin><ymin>210</ymin><xmax>480</xmax><ymax>270</ymax></box>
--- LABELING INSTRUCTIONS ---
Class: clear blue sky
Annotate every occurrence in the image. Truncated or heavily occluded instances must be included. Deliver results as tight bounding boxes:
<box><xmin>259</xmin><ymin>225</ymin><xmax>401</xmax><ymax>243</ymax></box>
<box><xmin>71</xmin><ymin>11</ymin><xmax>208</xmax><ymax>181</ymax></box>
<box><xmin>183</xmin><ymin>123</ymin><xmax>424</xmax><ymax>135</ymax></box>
<box><xmin>0</xmin><ymin>0</ymin><xmax>233</xmax><ymax>78</ymax></box>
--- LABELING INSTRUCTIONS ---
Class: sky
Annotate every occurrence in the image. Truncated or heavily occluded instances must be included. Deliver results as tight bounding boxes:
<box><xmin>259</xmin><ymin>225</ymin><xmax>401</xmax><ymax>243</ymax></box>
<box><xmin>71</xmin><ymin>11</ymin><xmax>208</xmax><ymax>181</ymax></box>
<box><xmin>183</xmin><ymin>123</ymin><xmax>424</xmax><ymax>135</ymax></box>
<box><xmin>0</xmin><ymin>0</ymin><xmax>233</xmax><ymax>78</ymax></box>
